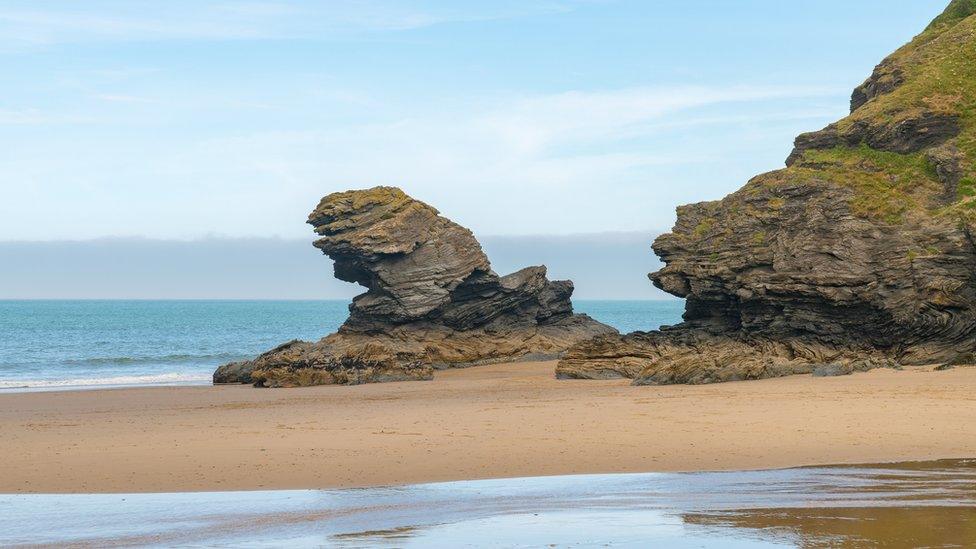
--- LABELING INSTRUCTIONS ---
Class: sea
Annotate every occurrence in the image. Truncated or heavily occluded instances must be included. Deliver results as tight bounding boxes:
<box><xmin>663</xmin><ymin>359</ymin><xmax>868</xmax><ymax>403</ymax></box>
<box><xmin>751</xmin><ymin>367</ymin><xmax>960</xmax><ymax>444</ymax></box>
<box><xmin>0</xmin><ymin>299</ymin><xmax>685</xmax><ymax>390</ymax></box>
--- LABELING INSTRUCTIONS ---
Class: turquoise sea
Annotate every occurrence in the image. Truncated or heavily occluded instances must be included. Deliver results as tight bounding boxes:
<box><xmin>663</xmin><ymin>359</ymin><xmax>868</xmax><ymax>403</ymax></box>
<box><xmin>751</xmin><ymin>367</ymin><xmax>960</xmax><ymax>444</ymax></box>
<box><xmin>0</xmin><ymin>300</ymin><xmax>684</xmax><ymax>389</ymax></box>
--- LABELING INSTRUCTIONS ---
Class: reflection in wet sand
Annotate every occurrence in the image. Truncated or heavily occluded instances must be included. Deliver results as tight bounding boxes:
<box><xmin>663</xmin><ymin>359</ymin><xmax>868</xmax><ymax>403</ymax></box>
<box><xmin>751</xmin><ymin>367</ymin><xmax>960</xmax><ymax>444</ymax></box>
<box><xmin>687</xmin><ymin>507</ymin><xmax>976</xmax><ymax>548</ymax></box>
<box><xmin>2</xmin><ymin>459</ymin><xmax>974</xmax><ymax>547</ymax></box>
<box><xmin>682</xmin><ymin>460</ymin><xmax>976</xmax><ymax>547</ymax></box>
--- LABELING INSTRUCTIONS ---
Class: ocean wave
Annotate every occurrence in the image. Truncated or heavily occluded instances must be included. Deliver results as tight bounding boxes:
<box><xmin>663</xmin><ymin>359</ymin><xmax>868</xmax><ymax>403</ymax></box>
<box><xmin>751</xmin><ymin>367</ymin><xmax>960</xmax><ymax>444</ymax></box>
<box><xmin>0</xmin><ymin>372</ymin><xmax>212</xmax><ymax>389</ymax></box>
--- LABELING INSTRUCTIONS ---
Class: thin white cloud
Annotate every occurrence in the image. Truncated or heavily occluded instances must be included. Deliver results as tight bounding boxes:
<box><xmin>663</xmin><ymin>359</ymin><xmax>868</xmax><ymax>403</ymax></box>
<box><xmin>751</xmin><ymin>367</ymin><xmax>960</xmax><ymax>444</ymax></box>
<box><xmin>476</xmin><ymin>85</ymin><xmax>843</xmax><ymax>154</ymax></box>
<box><xmin>0</xmin><ymin>6</ymin><xmax>270</xmax><ymax>47</ymax></box>
<box><xmin>156</xmin><ymin>83</ymin><xmax>837</xmax><ymax>235</ymax></box>
<box><xmin>192</xmin><ymin>84</ymin><xmax>778</xmax><ymax>177</ymax></box>
<box><xmin>635</xmin><ymin>108</ymin><xmax>847</xmax><ymax>133</ymax></box>
<box><xmin>0</xmin><ymin>1</ymin><xmax>585</xmax><ymax>50</ymax></box>
<box><xmin>0</xmin><ymin>108</ymin><xmax>93</xmax><ymax>125</ymax></box>
<box><xmin>94</xmin><ymin>94</ymin><xmax>156</xmax><ymax>104</ymax></box>
<box><xmin>0</xmin><ymin>79</ymin><xmax>846</xmax><ymax>238</ymax></box>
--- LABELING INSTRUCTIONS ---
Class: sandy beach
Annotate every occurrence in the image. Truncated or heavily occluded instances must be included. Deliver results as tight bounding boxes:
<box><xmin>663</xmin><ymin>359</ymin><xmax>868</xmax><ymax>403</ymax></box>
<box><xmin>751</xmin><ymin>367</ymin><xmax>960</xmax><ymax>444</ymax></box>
<box><xmin>4</xmin><ymin>360</ymin><xmax>976</xmax><ymax>494</ymax></box>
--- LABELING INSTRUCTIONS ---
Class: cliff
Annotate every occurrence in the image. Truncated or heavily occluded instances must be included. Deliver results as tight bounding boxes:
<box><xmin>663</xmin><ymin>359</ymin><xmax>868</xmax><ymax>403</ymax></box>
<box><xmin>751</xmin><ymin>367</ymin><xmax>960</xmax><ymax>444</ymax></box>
<box><xmin>215</xmin><ymin>187</ymin><xmax>613</xmax><ymax>387</ymax></box>
<box><xmin>558</xmin><ymin>1</ymin><xmax>976</xmax><ymax>384</ymax></box>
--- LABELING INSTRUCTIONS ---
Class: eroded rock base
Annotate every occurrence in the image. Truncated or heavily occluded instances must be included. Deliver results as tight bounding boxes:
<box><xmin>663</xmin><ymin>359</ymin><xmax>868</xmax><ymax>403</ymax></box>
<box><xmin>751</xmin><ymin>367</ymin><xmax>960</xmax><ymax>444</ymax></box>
<box><xmin>556</xmin><ymin>329</ymin><xmax>907</xmax><ymax>385</ymax></box>
<box><xmin>218</xmin><ymin>315</ymin><xmax>610</xmax><ymax>387</ymax></box>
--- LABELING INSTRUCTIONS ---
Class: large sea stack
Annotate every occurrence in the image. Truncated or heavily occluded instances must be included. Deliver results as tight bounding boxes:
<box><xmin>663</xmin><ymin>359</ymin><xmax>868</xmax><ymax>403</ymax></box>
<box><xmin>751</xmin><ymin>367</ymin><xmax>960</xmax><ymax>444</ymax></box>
<box><xmin>558</xmin><ymin>1</ymin><xmax>976</xmax><ymax>384</ymax></box>
<box><xmin>215</xmin><ymin>187</ymin><xmax>614</xmax><ymax>387</ymax></box>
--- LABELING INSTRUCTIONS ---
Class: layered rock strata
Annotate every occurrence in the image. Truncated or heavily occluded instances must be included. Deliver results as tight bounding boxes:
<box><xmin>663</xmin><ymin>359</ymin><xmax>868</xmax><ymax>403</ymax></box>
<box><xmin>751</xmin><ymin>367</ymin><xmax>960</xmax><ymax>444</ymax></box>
<box><xmin>215</xmin><ymin>186</ymin><xmax>614</xmax><ymax>387</ymax></box>
<box><xmin>558</xmin><ymin>1</ymin><xmax>976</xmax><ymax>384</ymax></box>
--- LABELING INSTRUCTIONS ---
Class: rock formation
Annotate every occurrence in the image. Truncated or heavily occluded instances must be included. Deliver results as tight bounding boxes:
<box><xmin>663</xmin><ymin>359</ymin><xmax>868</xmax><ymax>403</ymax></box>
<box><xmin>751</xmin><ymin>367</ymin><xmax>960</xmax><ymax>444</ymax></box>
<box><xmin>215</xmin><ymin>186</ymin><xmax>614</xmax><ymax>387</ymax></box>
<box><xmin>558</xmin><ymin>1</ymin><xmax>976</xmax><ymax>384</ymax></box>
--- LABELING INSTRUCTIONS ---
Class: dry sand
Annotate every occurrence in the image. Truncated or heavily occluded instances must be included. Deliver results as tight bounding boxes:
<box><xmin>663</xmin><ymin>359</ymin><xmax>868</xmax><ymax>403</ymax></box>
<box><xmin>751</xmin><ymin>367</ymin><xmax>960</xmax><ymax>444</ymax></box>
<box><xmin>3</xmin><ymin>361</ymin><xmax>976</xmax><ymax>493</ymax></box>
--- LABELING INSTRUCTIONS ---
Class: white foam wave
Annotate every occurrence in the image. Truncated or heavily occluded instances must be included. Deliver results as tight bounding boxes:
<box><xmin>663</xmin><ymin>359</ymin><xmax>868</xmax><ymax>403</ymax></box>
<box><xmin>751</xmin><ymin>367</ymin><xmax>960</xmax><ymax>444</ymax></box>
<box><xmin>0</xmin><ymin>372</ymin><xmax>211</xmax><ymax>389</ymax></box>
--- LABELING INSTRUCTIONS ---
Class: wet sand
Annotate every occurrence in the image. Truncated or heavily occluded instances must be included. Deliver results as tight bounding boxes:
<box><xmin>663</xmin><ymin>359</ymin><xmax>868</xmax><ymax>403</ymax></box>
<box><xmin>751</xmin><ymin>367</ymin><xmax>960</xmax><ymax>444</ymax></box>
<box><xmin>3</xmin><ymin>361</ymin><xmax>976</xmax><ymax>493</ymax></box>
<box><xmin>5</xmin><ymin>460</ymin><xmax>976</xmax><ymax>546</ymax></box>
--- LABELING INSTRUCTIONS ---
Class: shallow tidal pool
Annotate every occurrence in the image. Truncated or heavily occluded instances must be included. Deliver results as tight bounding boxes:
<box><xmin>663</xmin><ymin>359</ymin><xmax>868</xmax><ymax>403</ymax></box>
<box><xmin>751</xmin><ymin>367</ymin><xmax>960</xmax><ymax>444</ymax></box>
<box><xmin>2</xmin><ymin>459</ymin><xmax>974</xmax><ymax>547</ymax></box>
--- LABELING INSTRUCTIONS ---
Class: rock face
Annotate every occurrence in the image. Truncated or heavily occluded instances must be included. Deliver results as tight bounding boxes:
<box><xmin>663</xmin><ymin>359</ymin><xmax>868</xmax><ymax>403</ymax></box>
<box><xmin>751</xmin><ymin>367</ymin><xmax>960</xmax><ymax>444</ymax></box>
<box><xmin>215</xmin><ymin>187</ymin><xmax>614</xmax><ymax>387</ymax></box>
<box><xmin>558</xmin><ymin>1</ymin><xmax>976</xmax><ymax>384</ymax></box>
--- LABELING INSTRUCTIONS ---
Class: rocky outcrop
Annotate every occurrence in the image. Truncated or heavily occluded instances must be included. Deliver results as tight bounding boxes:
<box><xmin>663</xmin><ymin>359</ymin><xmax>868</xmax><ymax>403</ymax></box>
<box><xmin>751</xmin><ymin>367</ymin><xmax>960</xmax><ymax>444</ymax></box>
<box><xmin>850</xmin><ymin>59</ymin><xmax>905</xmax><ymax>112</ymax></box>
<box><xmin>786</xmin><ymin>113</ymin><xmax>961</xmax><ymax>166</ymax></box>
<box><xmin>928</xmin><ymin>144</ymin><xmax>965</xmax><ymax>203</ymax></box>
<box><xmin>558</xmin><ymin>1</ymin><xmax>976</xmax><ymax>385</ymax></box>
<box><xmin>215</xmin><ymin>187</ymin><xmax>614</xmax><ymax>387</ymax></box>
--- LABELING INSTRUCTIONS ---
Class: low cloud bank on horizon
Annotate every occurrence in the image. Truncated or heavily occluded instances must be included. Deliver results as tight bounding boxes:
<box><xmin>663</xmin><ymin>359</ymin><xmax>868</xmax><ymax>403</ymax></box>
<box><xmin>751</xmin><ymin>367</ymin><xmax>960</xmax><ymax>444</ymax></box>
<box><xmin>0</xmin><ymin>1</ymin><xmax>950</xmax><ymax>242</ymax></box>
<box><xmin>0</xmin><ymin>233</ymin><xmax>672</xmax><ymax>300</ymax></box>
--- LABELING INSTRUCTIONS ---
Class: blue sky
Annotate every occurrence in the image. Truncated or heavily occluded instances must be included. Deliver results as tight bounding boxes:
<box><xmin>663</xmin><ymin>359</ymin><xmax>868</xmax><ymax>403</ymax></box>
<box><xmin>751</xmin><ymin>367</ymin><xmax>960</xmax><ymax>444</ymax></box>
<box><xmin>0</xmin><ymin>0</ymin><xmax>950</xmax><ymax>240</ymax></box>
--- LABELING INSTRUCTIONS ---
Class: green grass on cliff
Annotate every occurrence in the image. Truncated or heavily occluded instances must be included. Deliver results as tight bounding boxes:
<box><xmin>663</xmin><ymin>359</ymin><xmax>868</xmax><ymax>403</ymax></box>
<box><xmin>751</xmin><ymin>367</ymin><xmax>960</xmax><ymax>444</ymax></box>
<box><xmin>844</xmin><ymin>10</ymin><xmax>976</xmax><ymax>129</ymax></box>
<box><xmin>927</xmin><ymin>0</ymin><xmax>976</xmax><ymax>30</ymax></box>
<box><xmin>786</xmin><ymin>2</ymin><xmax>976</xmax><ymax>225</ymax></box>
<box><xmin>673</xmin><ymin>2</ymin><xmax>975</xmax><ymax>258</ymax></box>
<box><xmin>799</xmin><ymin>145</ymin><xmax>942</xmax><ymax>224</ymax></box>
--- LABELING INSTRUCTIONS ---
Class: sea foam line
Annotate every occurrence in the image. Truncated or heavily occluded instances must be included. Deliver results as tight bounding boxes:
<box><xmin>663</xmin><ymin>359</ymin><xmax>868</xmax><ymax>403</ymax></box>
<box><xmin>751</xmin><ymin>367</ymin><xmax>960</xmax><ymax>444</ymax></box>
<box><xmin>0</xmin><ymin>372</ymin><xmax>212</xmax><ymax>389</ymax></box>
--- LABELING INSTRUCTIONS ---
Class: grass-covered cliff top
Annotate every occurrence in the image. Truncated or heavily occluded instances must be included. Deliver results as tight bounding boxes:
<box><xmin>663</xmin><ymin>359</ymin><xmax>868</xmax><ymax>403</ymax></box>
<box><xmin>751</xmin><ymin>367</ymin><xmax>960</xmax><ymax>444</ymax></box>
<box><xmin>927</xmin><ymin>0</ymin><xmax>976</xmax><ymax>30</ymax></box>
<box><xmin>842</xmin><ymin>0</ymin><xmax>975</xmax><ymax>138</ymax></box>
<box><xmin>759</xmin><ymin>1</ymin><xmax>976</xmax><ymax>225</ymax></box>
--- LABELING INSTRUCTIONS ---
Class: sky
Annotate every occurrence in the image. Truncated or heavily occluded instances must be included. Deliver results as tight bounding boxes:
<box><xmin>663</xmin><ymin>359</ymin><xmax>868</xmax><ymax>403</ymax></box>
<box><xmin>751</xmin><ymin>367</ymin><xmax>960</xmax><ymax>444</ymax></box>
<box><xmin>0</xmin><ymin>0</ymin><xmax>952</xmax><ymax>242</ymax></box>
